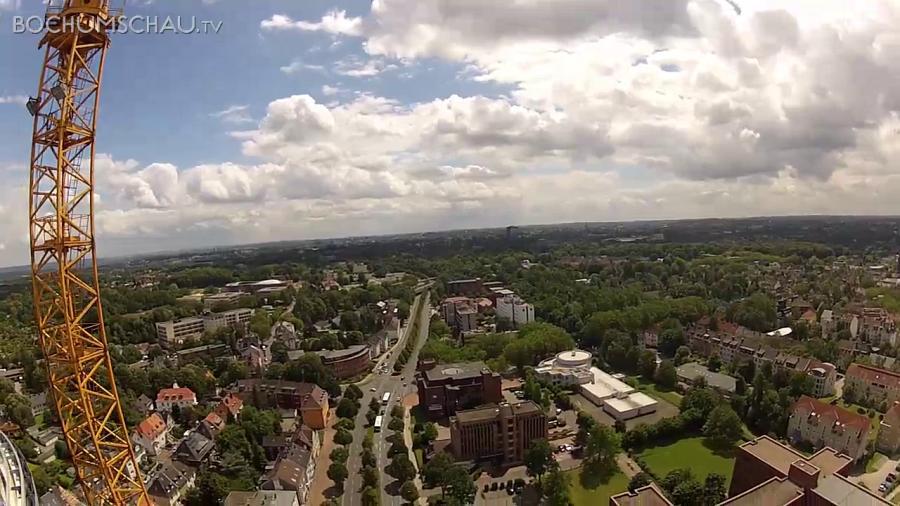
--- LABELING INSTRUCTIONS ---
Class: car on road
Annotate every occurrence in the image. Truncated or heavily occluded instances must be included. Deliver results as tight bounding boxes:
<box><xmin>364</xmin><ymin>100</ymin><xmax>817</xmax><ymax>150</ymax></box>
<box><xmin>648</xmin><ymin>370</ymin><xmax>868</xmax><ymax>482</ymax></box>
<box><xmin>370</xmin><ymin>387</ymin><xmax>377</xmax><ymax>392</ymax></box>
<box><xmin>490</xmin><ymin>483</ymin><xmax>498</xmax><ymax>491</ymax></box>
<box><xmin>888</xmin><ymin>473</ymin><xmax>897</xmax><ymax>482</ymax></box>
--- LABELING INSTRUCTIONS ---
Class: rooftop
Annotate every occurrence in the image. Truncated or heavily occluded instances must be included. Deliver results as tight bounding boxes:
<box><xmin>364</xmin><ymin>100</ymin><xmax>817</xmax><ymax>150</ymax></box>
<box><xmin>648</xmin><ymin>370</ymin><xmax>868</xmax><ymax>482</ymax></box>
<box><xmin>847</xmin><ymin>363</ymin><xmax>900</xmax><ymax>389</ymax></box>
<box><xmin>422</xmin><ymin>362</ymin><xmax>490</xmax><ymax>382</ymax></box>
<box><xmin>610</xmin><ymin>483</ymin><xmax>673</xmax><ymax>506</ymax></box>
<box><xmin>676</xmin><ymin>362</ymin><xmax>737</xmax><ymax>392</ymax></box>
<box><xmin>792</xmin><ymin>395</ymin><xmax>870</xmax><ymax>433</ymax></box>
<box><xmin>720</xmin><ymin>477</ymin><xmax>801</xmax><ymax>506</ymax></box>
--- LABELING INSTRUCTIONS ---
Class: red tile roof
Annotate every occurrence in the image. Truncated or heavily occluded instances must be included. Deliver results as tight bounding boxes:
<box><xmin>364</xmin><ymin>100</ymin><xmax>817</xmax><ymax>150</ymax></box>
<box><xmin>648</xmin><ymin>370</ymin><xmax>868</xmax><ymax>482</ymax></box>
<box><xmin>217</xmin><ymin>393</ymin><xmax>244</xmax><ymax>417</ymax></box>
<box><xmin>792</xmin><ymin>395</ymin><xmax>870</xmax><ymax>433</ymax></box>
<box><xmin>847</xmin><ymin>363</ymin><xmax>900</xmax><ymax>390</ymax></box>
<box><xmin>136</xmin><ymin>413</ymin><xmax>167</xmax><ymax>439</ymax></box>
<box><xmin>156</xmin><ymin>386</ymin><xmax>197</xmax><ymax>403</ymax></box>
<box><xmin>203</xmin><ymin>411</ymin><xmax>226</xmax><ymax>430</ymax></box>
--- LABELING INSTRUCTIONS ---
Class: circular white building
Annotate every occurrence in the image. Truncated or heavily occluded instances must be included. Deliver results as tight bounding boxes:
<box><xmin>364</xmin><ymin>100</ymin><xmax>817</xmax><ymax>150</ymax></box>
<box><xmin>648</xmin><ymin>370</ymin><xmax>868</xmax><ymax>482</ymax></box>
<box><xmin>0</xmin><ymin>431</ymin><xmax>37</xmax><ymax>506</ymax></box>
<box><xmin>535</xmin><ymin>349</ymin><xmax>594</xmax><ymax>386</ymax></box>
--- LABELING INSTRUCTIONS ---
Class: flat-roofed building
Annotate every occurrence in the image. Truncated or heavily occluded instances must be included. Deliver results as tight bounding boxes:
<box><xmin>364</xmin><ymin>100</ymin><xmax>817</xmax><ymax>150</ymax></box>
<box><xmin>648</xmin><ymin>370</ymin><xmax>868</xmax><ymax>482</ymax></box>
<box><xmin>0</xmin><ymin>431</ymin><xmax>38</xmax><ymax>506</ymax></box>
<box><xmin>416</xmin><ymin>361</ymin><xmax>503</xmax><ymax>419</ymax></box>
<box><xmin>877</xmin><ymin>402</ymin><xmax>900</xmax><ymax>455</ymax></box>
<box><xmin>609</xmin><ymin>483</ymin><xmax>672</xmax><ymax>506</ymax></box>
<box><xmin>202</xmin><ymin>291</ymin><xmax>241</xmax><ymax>309</ymax></box>
<box><xmin>155</xmin><ymin>308</ymin><xmax>254</xmax><ymax>349</ymax></box>
<box><xmin>315</xmin><ymin>345</ymin><xmax>371</xmax><ymax>380</ymax></box>
<box><xmin>677</xmin><ymin>362</ymin><xmax>737</xmax><ymax>394</ymax></box>
<box><xmin>788</xmin><ymin>396</ymin><xmax>870</xmax><ymax>462</ymax></box>
<box><xmin>580</xmin><ymin>367</ymin><xmax>658</xmax><ymax>421</ymax></box>
<box><xmin>447</xmin><ymin>278</ymin><xmax>484</xmax><ymax>297</ymax></box>
<box><xmin>495</xmin><ymin>293</ymin><xmax>535</xmax><ymax>328</ymax></box>
<box><xmin>724</xmin><ymin>435</ymin><xmax>888</xmax><ymax>505</ymax></box>
<box><xmin>535</xmin><ymin>349</ymin><xmax>594</xmax><ymax>386</ymax></box>
<box><xmin>449</xmin><ymin>401</ymin><xmax>547</xmax><ymax>465</ymax></box>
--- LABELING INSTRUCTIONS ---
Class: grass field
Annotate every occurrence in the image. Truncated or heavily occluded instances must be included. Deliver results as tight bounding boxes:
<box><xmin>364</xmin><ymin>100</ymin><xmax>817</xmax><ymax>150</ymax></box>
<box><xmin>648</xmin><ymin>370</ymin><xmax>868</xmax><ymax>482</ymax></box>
<box><xmin>564</xmin><ymin>468</ymin><xmax>629</xmax><ymax>505</ymax></box>
<box><xmin>629</xmin><ymin>376</ymin><xmax>684</xmax><ymax>407</ymax></box>
<box><xmin>638</xmin><ymin>436</ymin><xmax>737</xmax><ymax>485</ymax></box>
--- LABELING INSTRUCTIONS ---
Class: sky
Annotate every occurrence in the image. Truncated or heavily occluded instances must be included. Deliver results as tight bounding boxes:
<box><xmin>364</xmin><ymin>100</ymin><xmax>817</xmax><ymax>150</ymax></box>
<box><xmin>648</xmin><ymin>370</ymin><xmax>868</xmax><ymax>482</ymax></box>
<box><xmin>1</xmin><ymin>0</ymin><xmax>900</xmax><ymax>267</ymax></box>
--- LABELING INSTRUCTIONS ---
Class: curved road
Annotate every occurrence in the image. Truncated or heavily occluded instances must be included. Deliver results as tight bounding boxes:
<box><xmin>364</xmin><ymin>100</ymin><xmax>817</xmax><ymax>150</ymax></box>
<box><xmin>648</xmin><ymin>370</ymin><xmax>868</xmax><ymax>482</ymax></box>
<box><xmin>343</xmin><ymin>292</ymin><xmax>431</xmax><ymax>506</ymax></box>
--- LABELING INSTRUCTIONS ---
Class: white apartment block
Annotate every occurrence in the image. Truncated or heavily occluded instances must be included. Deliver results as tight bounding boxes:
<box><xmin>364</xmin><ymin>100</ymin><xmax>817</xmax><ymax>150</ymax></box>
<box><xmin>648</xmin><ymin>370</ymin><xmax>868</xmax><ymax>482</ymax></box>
<box><xmin>496</xmin><ymin>293</ymin><xmax>534</xmax><ymax>328</ymax></box>
<box><xmin>155</xmin><ymin>308</ymin><xmax>253</xmax><ymax>349</ymax></box>
<box><xmin>788</xmin><ymin>396</ymin><xmax>869</xmax><ymax>462</ymax></box>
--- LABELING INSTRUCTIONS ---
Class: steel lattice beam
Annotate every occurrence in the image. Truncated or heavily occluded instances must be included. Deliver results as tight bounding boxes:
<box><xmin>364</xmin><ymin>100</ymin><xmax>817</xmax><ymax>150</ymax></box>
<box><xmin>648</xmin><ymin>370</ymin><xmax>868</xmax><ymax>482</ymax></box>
<box><xmin>28</xmin><ymin>1</ymin><xmax>150</xmax><ymax>504</ymax></box>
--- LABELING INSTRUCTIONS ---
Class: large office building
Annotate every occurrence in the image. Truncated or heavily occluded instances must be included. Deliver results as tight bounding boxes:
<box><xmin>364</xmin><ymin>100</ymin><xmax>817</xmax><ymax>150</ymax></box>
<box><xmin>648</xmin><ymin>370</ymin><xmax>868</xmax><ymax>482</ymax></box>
<box><xmin>0</xmin><ymin>431</ymin><xmax>38</xmax><ymax>506</ymax></box>
<box><xmin>315</xmin><ymin>345</ymin><xmax>372</xmax><ymax>380</ymax></box>
<box><xmin>416</xmin><ymin>361</ymin><xmax>503</xmax><ymax>419</ymax></box>
<box><xmin>609</xmin><ymin>483</ymin><xmax>672</xmax><ymax>506</ymax></box>
<box><xmin>449</xmin><ymin>401</ymin><xmax>547</xmax><ymax>465</ymax></box>
<box><xmin>723</xmin><ymin>435</ymin><xmax>888</xmax><ymax>505</ymax></box>
<box><xmin>155</xmin><ymin>308</ymin><xmax>253</xmax><ymax>349</ymax></box>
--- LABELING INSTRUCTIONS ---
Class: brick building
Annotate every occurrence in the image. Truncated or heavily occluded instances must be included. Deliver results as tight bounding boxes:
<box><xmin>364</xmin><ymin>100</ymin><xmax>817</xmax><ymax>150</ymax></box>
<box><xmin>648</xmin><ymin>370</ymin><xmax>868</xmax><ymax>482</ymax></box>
<box><xmin>877</xmin><ymin>402</ymin><xmax>900</xmax><ymax>455</ymax></box>
<box><xmin>315</xmin><ymin>345</ymin><xmax>371</xmax><ymax>380</ymax></box>
<box><xmin>449</xmin><ymin>401</ymin><xmax>547</xmax><ymax>466</ymax></box>
<box><xmin>416</xmin><ymin>361</ymin><xmax>503</xmax><ymax>419</ymax></box>
<box><xmin>447</xmin><ymin>278</ymin><xmax>484</xmax><ymax>297</ymax></box>
<box><xmin>609</xmin><ymin>483</ymin><xmax>672</xmax><ymax>506</ymax></box>
<box><xmin>724</xmin><ymin>435</ymin><xmax>887</xmax><ymax>505</ymax></box>
<box><xmin>231</xmin><ymin>379</ymin><xmax>329</xmax><ymax>429</ymax></box>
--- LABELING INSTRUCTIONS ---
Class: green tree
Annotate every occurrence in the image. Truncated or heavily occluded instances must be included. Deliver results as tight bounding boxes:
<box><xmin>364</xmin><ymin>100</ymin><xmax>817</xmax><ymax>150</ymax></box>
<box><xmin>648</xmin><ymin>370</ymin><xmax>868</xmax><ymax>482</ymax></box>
<box><xmin>361</xmin><ymin>486</ymin><xmax>380</xmax><ymax>506</ymax></box>
<box><xmin>422</xmin><ymin>452</ymin><xmax>454</xmax><ymax>489</ymax></box>
<box><xmin>654</xmin><ymin>359</ymin><xmax>677</xmax><ymax>389</ymax></box>
<box><xmin>330</xmin><ymin>446</ymin><xmax>349</xmax><ymax>464</ymax></box>
<box><xmin>628</xmin><ymin>472</ymin><xmax>651</xmax><ymax>491</ymax></box>
<box><xmin>445</xmin><ymin>465</ymin><xmax>476</xmax><ymax>505</ymax></box>
<box><xmin>336</xmin><ymin>397</ymin><xmax>359</xmax><ymax>418</ymax></box>
<box><xmin>638</xmin><ymin>350</ymin><xmax>657</xmax><ymax>379</ymax></box>
<box><xmin>400</xmin><ymin>480</ymin><xmax>419</xmax><ymax>504</ymax></box>
<box><xmin>703</xmin><ymin>473</ymin><xmax>727</xmax><ymax>505</ymax></box>
<box><xmin>584</xmin><ymin>424</ymin><xmax>621</xmax><ymax>471</ymax></box>
<box><xmin>703</xmin><ymin>405</ymin><xmax>743</xmax><ymax>445</ymax></box>
<box><xmin>334</xmin><ymin>428</ymin><xmax>353</xmax><ymax>446</ymax></box>
<box><xmin>389</xmin><ymin>454</ymin><xmax>417</xmax><ymax>483</ymax></box>
<box><xmin>328</xmin><ymin>461</ymin><xmax>349</xmax><ymax>490</ymax></box>
<box><xmin>345</xmin><ymin>383</ymin><xmax>363</xmax><ymax>401</ymax></box>
<box><xmin>525</xmin><ymin>439</ymin><xmax>555</xmax><ymax>484</ymax></box>
<box><xmin>542</xmin><ymin>467</ymin><xmax>572</xmax><ymax>506</ymax></box>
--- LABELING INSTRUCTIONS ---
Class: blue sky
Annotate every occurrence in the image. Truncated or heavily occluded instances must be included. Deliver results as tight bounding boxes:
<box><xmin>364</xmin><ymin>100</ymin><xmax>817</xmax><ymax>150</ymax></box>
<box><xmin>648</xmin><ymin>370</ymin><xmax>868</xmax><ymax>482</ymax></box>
<box><xmin>0</xmin><ymin>0</ymin><xmax>899</xmax><ymax>266</ymax></box>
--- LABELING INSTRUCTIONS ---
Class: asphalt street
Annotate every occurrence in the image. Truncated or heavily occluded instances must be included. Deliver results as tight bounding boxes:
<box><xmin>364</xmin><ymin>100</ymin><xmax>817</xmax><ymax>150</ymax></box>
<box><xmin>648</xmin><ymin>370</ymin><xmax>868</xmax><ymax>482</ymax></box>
<box><xmin>344</xmin><ymin>292</ymin><xmax>431</xmax><ymax>506</ymax></box>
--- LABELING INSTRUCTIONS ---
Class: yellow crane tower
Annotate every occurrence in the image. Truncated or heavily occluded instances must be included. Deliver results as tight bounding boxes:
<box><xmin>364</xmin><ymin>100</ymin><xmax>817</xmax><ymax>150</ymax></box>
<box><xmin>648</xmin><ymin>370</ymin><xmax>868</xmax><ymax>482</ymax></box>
<box><xmin>26</xmin><ymin>0</ymin><xmax>150</xmax><ymax>504</ymax></box>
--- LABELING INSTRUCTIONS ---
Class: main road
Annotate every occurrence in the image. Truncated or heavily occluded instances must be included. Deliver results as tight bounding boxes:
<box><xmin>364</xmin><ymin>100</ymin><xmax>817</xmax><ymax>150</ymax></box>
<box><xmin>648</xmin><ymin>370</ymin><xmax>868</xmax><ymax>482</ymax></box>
<box><xmin>344</xmin><ymin>291</ymin><xmax>432</xmax><ymax>506</ymax></box>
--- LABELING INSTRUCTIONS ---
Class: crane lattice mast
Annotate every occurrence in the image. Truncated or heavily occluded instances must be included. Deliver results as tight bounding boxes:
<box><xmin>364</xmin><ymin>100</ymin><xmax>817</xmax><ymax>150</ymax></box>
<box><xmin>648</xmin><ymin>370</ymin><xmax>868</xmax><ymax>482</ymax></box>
<box><xmin>27</xmin><ymin>1</ymin><xmax>150</xmax><ymax>504</ymax></box>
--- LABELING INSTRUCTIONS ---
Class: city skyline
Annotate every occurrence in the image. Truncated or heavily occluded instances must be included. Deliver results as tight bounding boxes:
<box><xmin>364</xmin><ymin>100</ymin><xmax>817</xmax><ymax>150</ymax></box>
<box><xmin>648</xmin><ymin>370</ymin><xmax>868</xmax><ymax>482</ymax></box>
<box><xmin>2</xmin><ymin>0</ymin><xmax>900</xmax><ymax>267</ymax></box>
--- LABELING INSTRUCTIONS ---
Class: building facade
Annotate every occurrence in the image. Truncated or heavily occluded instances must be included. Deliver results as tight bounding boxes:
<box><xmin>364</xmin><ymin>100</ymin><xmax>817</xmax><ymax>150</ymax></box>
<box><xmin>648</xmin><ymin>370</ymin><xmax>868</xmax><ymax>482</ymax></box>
<box><xmin>155</xmin><ymin>308</ymin><xmax>254</xmax><ymax>349</ymax></box>
<box><xmin>845</xmin><ymin>363</ymin><xmax>900</xmax><ymax>408</ymax></box>
<box><xmin>231</xmin><ymin>380</ymin><xmax>329</xmax><ymax>429</ymax></box>
<box><xmin>877</xmin><ymin>402</ymin><xmax>900</xmax><ymax>455</ymax></box>
<box><xmin>0</xmin><ymin>431</ymin><xmax>38</xmax><ymax>506</ymax></box>
<box><xmin>315</xmin><ymin>345</ymin><xmax>371</xmax><ymax>380</ymax></box>
<box><xmin>441</xmin><ymin>297</ymin><xmax>478</xmax><ymax>333</ymax></box>
<box><xmin>416</xmin><ymin>361</ymin><xmax>503</xmax><ymax>419</ymax></box>
<box><xmin>788</xmin><ymin>396</ymin><xmax>869</xmax><ymax>462</ymax></box>
<box><xmin>495</xmin><ymin>294</ymin><xmax>534</xmax><ymax>328</ymax></box>
<box><xmin>132</xmin><ymin>413</ymin><xmax>169</xmax><ymax>457</ymax></box>
<box><xmin>156</xmin><ymin>384</ymin><xmax>198</xmax><ymax>412</ymax></box>
<box><xmin>449</xmin><ymin>401</ymin><xmax>547</xmax><ymax>465</ymax></box>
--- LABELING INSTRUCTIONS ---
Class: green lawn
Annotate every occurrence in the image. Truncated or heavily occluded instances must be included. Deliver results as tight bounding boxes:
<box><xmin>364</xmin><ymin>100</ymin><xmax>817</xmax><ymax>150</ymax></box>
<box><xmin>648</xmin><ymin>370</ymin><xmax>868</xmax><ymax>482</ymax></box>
<box><xmin>565</xmin><ymin>468</ymin><xmax>629</xmax><ymax>506</ymax></box>
<box><xmin>867</xmin><ymin>452</ymin><xmax>888</xmax><ymax>473</ymax></box>
<box><xmin>628</xmin><ymin>376</ymin><xmax>684</xmax><ymax>407</ymax></box>
<box><xmin>638</xmin><ymin>436</ymin><xmax>736</xmax><ymax>485</ymax></box>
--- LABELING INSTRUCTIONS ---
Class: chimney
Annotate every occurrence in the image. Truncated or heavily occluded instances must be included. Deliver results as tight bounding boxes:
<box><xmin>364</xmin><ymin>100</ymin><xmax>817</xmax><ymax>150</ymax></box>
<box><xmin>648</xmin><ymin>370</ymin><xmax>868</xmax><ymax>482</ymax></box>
<box><xmin>788</xmin><ymin>460</ymin><xmax>820</xmax><ymax>490</ymax></box>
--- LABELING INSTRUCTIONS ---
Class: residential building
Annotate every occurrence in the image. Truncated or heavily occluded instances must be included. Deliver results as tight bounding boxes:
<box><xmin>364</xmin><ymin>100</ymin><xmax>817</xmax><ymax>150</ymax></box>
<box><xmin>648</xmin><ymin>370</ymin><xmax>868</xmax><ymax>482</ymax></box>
<box><xmin>173</xmin><ymin>432</ymin><xmax>215</xmax><ymax>466</ymax></box>
<box><xmin>260</xmin><ymin>444</ymin><xmax>315</xmax><ymax>505</ymax></box>
<box><xmin>231</xmin><ymin>379</ymin><xmax>329</xmax><ymax>429</ymax></box>
<box><xmin>447</xmin><ymin>278</ymin><xmax>484</xmax><ymax>297</ymax></box>
<box><xmin>133</xmin><ymin>394</ymin><xmax>154</xmax><ymax>417</ymax></box>
<box><xmin>858</xmin><ymin>307</ymin><xmax>897</xmax><ymax>346</ymax></box>
<box><xmin>38</xmin><ymin>485</ymin><xmax>82</xmax><ymax>506</ymax></box>
<box><xmin>146</xmin><ymin>462</ymin><xmax>196</xmax><ymax>506</ymax></box>
<box><xmin>224</xmin><ymin>491</ymin><xmax>299</xmax><ymax>506</ymax></box>
<box><xmin>609</xmin><ymin>483</ymin><xmax>672</xmax><ymax>506</ymax></box>
<box><xmin>642</xmin><ymin>326</ymin><xmax>660</xmax><ymax>349</ymax></box>
<box><xmin>416</xmin><ymin>361</ymin><xmax>503</xmax><ymax>419</ymax></box>
<box><xmin>845</xmin><ymin>363</ymin><xmax>900</xmax><ymax>408</ymax></box>
<box><xmin>788</xmin><ymin>396</ymin><xmax>870</xmax><ymax>462</ymax></box>
<box><xmin>495</xmin><ymin>293</ymin><xmax>535</xmax><ymax>328</ymax></box>
<box><xmin>132</xmin><ymin>412</ymin><xmax>168</xmax><ymax>456</ymax></box>
<box><xmin>449</xmin><ymin>401</ymin><xmax>547</xmax><ymax>465</ymax></box>
<box><xmin>315</xmin><ymin>345</ymin><xmax>371</xmax><ymax>379</ymax></box>
<box><xmin>173</xmin><ymin>343</ymin><xmax>230</xmax><ymax>366</ymax></box>
<box><xmin>877</xmin><ymin>402</ymin><xmax>900</xmax><ymax>455</ymax></box>
<box><xmin>198</xmin><ymin>411</ymin><xmax>226</xmax><ymax>440</ymax></box>
<box><xmin>724</xmin><ymin>435</ymin><xmax>887</xmax><ymax>505</ymax></box>
<box><xmin>155</xmin><ymin>308</ymin><xmax>253</xmax><ymax>349</ymax></box>
<box><xmin>686</xmin><ymin>327</ymin><xmax>836</xmax><ymax>397</ymax></box>
<box><xmin>155</xmin><ymin>384</ymin><xmax>198</xmax><ymax>412</ymax></box>
<box><xmin>441</xmin><ymin>297</ymin><xmax>478</xmax><ymax>333</ymax></box>
<box><xmin>216</xmin><ymin>392</ymin><xmax>244</xmax><ymax>420</ymax></box>
<box><xmin>534</xmin><ymin>349</ymin><xmax>594</xmax><ymax>386</ymax></box>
